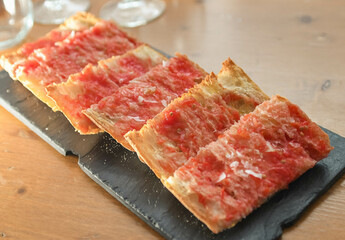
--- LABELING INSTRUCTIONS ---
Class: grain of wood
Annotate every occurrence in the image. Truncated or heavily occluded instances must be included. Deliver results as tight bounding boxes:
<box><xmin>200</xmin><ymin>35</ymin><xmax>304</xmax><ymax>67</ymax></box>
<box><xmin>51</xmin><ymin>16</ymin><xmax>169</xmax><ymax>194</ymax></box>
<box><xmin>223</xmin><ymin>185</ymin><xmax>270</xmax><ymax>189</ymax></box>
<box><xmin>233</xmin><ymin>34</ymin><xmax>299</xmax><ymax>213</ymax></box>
<box><xmin>0</xmin><ymin>0</ymin><xmax>344</xmax><ymax>239</ymax></box>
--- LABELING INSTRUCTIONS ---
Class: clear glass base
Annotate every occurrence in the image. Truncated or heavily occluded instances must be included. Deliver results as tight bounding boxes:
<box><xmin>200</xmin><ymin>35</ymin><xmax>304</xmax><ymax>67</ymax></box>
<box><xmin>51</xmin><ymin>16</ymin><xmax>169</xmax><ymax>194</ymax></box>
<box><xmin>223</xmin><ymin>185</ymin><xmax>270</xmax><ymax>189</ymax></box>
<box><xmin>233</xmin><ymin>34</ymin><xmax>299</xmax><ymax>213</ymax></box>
<box><xmin>34</xmin><ymin>0</ymin><xmax>90</xmax><ymax>25</ymax></box>
<box><xmin>0</xmin><ymin>0</ymin><xmax>34</xmax><ymax>50</ymax></box>
<box><xmin>0</xmin><ymin>17</ymin><xmax>34</xmax><ymax>50</ymax></box>
<box><xmin>100</xmin><ymin>0</ymin><xmax>166</xmax><ymax>28</ymax></box>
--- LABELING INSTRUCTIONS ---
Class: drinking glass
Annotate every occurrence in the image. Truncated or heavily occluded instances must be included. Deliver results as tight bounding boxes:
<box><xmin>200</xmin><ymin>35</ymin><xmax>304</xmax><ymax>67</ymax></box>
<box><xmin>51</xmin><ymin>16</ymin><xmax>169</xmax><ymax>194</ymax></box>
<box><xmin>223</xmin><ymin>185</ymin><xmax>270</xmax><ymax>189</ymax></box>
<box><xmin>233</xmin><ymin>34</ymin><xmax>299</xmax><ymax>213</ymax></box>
<box><xmin>0</xmin><ymin>0</ymin><xmax>33</xmax><ymax>50</ymax></box>
<box><xmin>100</xmin><ymin>0</ymin><xmax>166</xmax><ymax>28</ymax></box>
<box><xmin>34</xmin><ymin>0</ymin><xmax>90</xmax><ymax>25</ymax></box>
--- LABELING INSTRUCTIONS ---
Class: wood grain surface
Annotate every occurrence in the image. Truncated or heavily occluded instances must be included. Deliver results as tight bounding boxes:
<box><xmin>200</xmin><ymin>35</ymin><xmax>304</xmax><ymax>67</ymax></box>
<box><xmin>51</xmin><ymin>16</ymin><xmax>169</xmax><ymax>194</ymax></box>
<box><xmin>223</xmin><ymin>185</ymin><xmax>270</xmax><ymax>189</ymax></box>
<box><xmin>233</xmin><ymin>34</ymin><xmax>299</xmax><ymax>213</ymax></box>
<box><xmin>1</xmin><ymin>0</ymin><xmax>344</xmax><ymax>239</ymax></box>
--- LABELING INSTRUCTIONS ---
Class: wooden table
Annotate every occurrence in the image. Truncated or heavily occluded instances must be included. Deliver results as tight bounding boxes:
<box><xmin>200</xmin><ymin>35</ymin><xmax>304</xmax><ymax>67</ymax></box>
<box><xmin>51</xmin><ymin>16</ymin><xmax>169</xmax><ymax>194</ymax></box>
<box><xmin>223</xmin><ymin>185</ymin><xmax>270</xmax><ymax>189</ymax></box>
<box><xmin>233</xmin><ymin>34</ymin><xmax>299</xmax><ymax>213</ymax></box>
<box><xmin>1</xmin><ymin>0</ymin><xmax>344</xmax><ymax>239</ymax></box>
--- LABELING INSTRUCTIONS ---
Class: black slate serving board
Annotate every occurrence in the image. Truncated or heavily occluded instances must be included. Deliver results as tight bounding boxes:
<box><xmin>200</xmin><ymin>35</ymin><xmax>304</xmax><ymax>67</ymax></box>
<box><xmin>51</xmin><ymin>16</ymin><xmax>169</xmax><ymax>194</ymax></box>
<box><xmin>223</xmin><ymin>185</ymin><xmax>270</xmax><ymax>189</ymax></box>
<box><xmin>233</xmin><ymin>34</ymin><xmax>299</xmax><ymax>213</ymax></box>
<box><xmin>1</xmin><ymin>70</ymin><xmax>345</xmax><ymax>240</ymax></box>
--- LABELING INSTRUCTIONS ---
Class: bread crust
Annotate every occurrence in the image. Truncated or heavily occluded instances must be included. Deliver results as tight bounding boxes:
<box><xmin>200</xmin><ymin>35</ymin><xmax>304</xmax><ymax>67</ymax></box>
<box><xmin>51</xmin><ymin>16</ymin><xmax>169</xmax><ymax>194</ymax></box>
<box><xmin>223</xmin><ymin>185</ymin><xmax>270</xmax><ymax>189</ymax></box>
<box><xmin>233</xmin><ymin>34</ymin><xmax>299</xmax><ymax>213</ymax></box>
<box><xmin>218</xmin><ymin>58</ymin><xmax>269</xmax><ymax>114</ymax></box>
<box><xmin>59</xmin><ymin>12</ymin><xmax>100</xmax><ymax>31</ymax></box>
<box><xmin>164</xmin><ymin>176</ymin><xmax>228</xmax><ymax>233</ymax></box>
<box><xmin>83</xmin><ymin>108</ymin><xmax>134</xmax><ymax>150</ymax></box>
<box><xmin>218</xmin><ymin>58</ymin><xmax>269</xmax><ymax>101</ymax></box>
<box><xmin>125</xmin><ymin>122</ymin><xmax>166</xmax><ymax>165</ymax></box>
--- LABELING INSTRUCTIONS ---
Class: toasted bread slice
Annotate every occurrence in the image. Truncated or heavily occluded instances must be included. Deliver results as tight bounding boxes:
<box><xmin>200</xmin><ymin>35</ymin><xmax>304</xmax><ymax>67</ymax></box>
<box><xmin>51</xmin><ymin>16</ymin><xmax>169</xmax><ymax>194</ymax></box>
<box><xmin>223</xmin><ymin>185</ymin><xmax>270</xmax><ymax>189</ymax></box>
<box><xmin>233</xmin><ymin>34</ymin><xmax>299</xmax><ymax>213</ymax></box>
<box><xmin>47</xmin><ymin>45</ymin><xmax>167</xmax><ymax>134</ymax></box>
<box><xmin>0</xmin><ymin>12</ymin><xmax>100</xmax><ymax>80</ymax></box>
<box><xmin>165</xmin><ymin>95</ymin><xmax>332</xmax><ymax>233</ymax></box>
<box><xmin>125</xmin><ymin>58</ymin><xmax>269</xmax><ymax>180</ymax></box>
<box><xmin>84</xmin><ymin>54</ymin><xmax>207</xmax><ymax>150</ymax></box>
<box><xmin>1</xmin><ymin>12</ymin><xmax>140</xmax><ymax>111</ymax></box>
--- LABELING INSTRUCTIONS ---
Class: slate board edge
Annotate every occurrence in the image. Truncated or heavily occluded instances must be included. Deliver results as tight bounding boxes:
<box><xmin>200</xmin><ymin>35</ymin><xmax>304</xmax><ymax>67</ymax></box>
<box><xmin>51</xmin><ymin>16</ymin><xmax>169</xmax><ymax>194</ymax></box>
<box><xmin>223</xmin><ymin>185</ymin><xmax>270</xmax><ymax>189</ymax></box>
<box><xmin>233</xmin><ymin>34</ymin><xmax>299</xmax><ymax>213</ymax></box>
<box><xmin>283</xmin><ymin>167</ymin><xmax>345</xmax><ymax>230</ymax></box>
<box><xmin>269</xmin><ymin>129</ymin><xmax>345</xmax><ymax>238</ymax></box>
<box><xmin>270</xmin><ymin>129</ymin><xmax>345</xmax><ymax>239</ymax></box>
<box><xmin>78</xmin><ymin>160</ymin><xmax>173</xmax><ymax>240</ymax></box>
<box><xmin>0</xmin><ymin>96</ymin><xmax>67</xmax><ymax>155</ymax></box>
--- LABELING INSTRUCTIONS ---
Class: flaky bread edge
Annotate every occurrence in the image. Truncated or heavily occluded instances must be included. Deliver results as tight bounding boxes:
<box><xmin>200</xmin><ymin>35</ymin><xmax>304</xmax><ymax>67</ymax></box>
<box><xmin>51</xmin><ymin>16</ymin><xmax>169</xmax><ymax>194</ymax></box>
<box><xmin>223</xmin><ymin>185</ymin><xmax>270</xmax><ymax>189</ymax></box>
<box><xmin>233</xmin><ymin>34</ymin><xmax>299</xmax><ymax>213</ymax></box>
<box><xmin>18</xmin><ymin>75</ymin><xmax>60</xmax><ymax>110</ymax></box>
<box><xmin>125</xmin><ymin>125</ymin><xmax>170</xmax><ymax>179</ymax></box>
<box><xmin>164</xmin><ymin>175</ymin><xmax>233</xmax><ymax>234</ymax></box>
<box><xmin>218</xmin><ymin>58</ymin><xmax>269</xmax><ymax>104</ymax></box>
<box><xmin>83</xmin><ymin>108</ymin><xmax>134</xmax><ymax>151</ymax></box>
<box><xmin>59</xmin><ymin>12</ymin><xmax>100</xmax><ymax>31</ymax></box>
<box><xmin>47</xmin><ymin>65</ymin><xmax>102</xmax><ymax>134</ymax></box>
